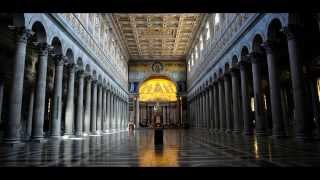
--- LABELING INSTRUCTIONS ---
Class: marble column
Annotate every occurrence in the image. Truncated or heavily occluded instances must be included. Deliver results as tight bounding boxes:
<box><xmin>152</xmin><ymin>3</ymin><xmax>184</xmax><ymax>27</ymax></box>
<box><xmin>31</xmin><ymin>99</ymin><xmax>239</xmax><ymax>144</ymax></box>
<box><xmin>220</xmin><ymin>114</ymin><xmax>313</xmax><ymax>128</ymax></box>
<box><xmin>102</xmin><ymin>87</ymin><xmax>107</xmax><ymax>132</ymax></box>
<box><xmin>0</xmin><ymin>81</ymin><xmax>3</xmax><ymax>125</ymax></box>
<box><xmin>250</xmin><ymin>52</ymin><xmax>267</xmax><ymax>135</ymax></box>
<box><xmin>200</xmin><ymin>93</ymin><xmax>204</xmax><ymax>128</ymax></box>
<box><xmin>64</xmin><ymin>63</ymin><xmax>75</xmax><ymax>136</ymax></box>
<box><xmin>75</xmin><ymin>70</ymin><xmax>84</xmax><ymax>136</ymax></box>
<box><xmin>208</xmin><ymin>85</ymin><xmax>213</xmax><ymax>131</ymax></box>
<box><xmin>109</xmin><ymin>93</ymin><xmax>114</xmax><ymax>130</ymax></box>
<box><xmin>114</xmin><ymin>96</ymin><xmax>118</xmax><ymax>129</ymax></box>
<box><xmin>213</xmin><ymin>83</ymin><xmax>219</xmax><ymax>132</ymax></box>
<box><xmin>90</xmin><ymin>80</ymin><xmax>97</xmax><ymax>134</ymax></box>
<box><xmin>83</xmin><ymin>76</ymin><xmax>91</xmax><ymax>135</ymax></box>
<box><xmin>224</xmin><ymin>73</ymin><xmax>233</xmax><ymax>132</ymax></box>
<box><xmin>26</xmin><ymin>87</ymin><xmax>35</xmax><ymax>139</ymax></box>
<box><xmin>5</xmin><ymin>28</ymin><xmax>33</xmax><ymax>142</ymax></box>
<box><xmin>204</xmin><ymin>90</ymin><xmax>208</xmax><ymax>129</ymax></box>
<box><xmin>106</xmin><ymin>89</ymin><xmax>111</xmax><ymax>130</ymax></box>
<box><xmin>283</xmin><ymin>25</ymin><xmax>313</xmax><ymax>139</ymax></box>
<box><xmin>31</xmin><ymin>43</ymin><xmax>49</xmax><ymax>140</ymax></box>
<box><xmin>96</xmin><ymin>83</ymin><xmax>102</xmax><ymax>133</ymax></box>
<box><xmin>231</xmin><ymin>68</ymin><xmax>241</xmax><ymax>133</ymax></box>
<box><xmin>50</xmin><ymin>55</ymin><xmax>65</xmax><ymax>137</ymax></box>
<box><xmin>218</xmin><ymin>77</ymin><xmax>226</xmax><ymax>132</ymax></box>
<box><xmin>135</xmin><ymin>96</ymin><xmax>140</xmax><ymax>128</ymax></box>
<box><xmin>262</xmin><ymin>41</ymin><xmax>286</xmax><ymax>137</ymax></box>
<box><xmin>239</xmin><ymin>60</ymin><xmax>252</xmax><ymax>135</ymax></box>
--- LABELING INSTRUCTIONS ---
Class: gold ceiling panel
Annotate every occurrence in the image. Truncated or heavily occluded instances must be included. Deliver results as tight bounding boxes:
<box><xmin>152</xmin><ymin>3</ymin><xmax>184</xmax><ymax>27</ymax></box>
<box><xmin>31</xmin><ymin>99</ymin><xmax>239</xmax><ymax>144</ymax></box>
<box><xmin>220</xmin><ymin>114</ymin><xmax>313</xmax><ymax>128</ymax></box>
<box><xmin>112</xmin><ymin>13</ymin><xmax>203</xmax><ymax>61</ymax></box>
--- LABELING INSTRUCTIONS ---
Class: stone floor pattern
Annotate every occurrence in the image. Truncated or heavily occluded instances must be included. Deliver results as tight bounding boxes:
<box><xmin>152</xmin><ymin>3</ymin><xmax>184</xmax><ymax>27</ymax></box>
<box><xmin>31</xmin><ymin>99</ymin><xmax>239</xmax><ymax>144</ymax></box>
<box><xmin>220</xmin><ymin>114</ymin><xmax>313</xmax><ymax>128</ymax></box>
<box><xmin>1</xmin><ymin>129</ymin><xmax>320</xmax><ymax>167</ymax></box>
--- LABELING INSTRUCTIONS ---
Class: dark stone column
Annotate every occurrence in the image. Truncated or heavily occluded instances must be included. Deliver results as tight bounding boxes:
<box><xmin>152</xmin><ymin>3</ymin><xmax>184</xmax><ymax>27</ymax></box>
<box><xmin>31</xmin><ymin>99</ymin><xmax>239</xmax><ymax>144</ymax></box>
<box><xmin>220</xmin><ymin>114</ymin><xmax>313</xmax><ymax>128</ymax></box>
<box><xmin>283</xmin><ymin>25</ymin><xmax>313</xmax><ymax>139</ymax></box>
<box><xmin>239</xmin><ymin>60</ymin><xmax>253</xmax><ymax>135</ymax></box>
<box><xmin>208</xmin><ymin>85</ymin><xmax>214</xmax><ymax>131</ymax></box>
<box><xmin>83</xmin><ymin>76</ymin><xmax>91</xmax><ymax>135</ymax></box>
<box><xmin>231</xmin><ymin>67</ymin><xmax>241</xmax><ymax>133</ymax></box>
<box><xmin>250</xmin><ymin>52</ymin><xmax>267</xmax><ymax>135</ymax></box>
<box><xmin>31</xmin><ymin>43</ymin><xmax>49</xmax><ymax>141</ymax></box>
<box><xmin>0</xmin><ymin>81</ymin><xmax>3</xmax><ymax>126</ymax></box>
<box><xmin>26</xmin><ymin>87</ymin><xmax>35</xmax><ymax>139</ymax></box>
<box><xmin>213</xmin><ymin>82</ymin><xmax>220</xmax><ymax>132</ymax></box>
<box><xmin>109</xmin><ymin>93</ymin><xmax>114</xmax><ymax>130</ymax></box>
<box><xmin>224</xmin><ymin>72</ymin><xmax>233</xmax><ymax>132</ymax></box>
<box><xmin>205</xmin><ymin>89</ymin><xmax>210</xmax><ymax>129</ymax></box>
<box><xmin>218</xmin><ymin>77</ymin><xmax>226</xmax><ymax>132</ymax></box>
<box><xmin>64</xmin><ymin>63</ymin><xmax>75</xmax><ymax>136</ymax></box>
<box><xmin>96</xmin><ymin>83</ymin><xmax>102</xmax><ymax>133</ymax></box>
<box><xmin>5</xmin><ymin>28</ymin><xmax>33</xmax><ymax>143</ymax></box>
<box><xmin>102</xmin><ymin>86</ymin><xmax>107</xmax><ymax>132</ymax></box>
<box><xmin>75</xmin><ymin>70</ymin><xmax>85</xmax><ymax>136</ymax></box>
<box><xmin>106</xmin><ymin>89</ymin><xmax>111</xmax><ymax>130</ymax></box>
<box><xmin>262</xmin><ymin>41</ymin><xmax>286</xmax><ymax>137</ymax></box>
<box><xmin>50</xmin><ymin>55</ymin><xmax>65</xmax><ymax>137</ymax></box>
<box><xmin>90</xmin><ymin>80</ymin><xmax>97</xmax><ymax>134</ymax></box>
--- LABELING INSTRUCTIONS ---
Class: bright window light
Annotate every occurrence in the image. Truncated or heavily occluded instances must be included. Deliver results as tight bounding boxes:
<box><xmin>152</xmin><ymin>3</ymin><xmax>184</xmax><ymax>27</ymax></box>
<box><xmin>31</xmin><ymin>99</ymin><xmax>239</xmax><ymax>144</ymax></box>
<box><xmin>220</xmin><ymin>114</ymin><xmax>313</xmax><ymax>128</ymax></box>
<box><xmin>215</xmin><ymin>13</ymin><xmax>220</xmax><ymax>25</ymax></box>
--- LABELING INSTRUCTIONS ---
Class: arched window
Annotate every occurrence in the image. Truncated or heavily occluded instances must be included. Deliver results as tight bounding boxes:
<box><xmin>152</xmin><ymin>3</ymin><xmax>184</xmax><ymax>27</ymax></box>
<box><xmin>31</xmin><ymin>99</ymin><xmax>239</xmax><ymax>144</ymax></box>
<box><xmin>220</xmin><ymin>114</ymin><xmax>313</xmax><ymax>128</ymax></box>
<box><xmin>215</xmin><ymin>13</ymin><xmax>220</xmax><ymax>25</ymax></box>
<box><xmin>206</xmin><ymin>22</ymin><xmax>210</xmax><ymax>40</ymax></box>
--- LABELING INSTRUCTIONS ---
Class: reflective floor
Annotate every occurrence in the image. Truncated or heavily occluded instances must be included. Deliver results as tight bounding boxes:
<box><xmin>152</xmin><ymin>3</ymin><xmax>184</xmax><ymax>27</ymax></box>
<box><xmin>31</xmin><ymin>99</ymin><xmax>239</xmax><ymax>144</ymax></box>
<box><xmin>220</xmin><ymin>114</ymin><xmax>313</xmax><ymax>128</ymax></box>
<box><xmin>1</xmin><ymin>129</ymin><xmax>320</xmax><ymax>167</ymax></box>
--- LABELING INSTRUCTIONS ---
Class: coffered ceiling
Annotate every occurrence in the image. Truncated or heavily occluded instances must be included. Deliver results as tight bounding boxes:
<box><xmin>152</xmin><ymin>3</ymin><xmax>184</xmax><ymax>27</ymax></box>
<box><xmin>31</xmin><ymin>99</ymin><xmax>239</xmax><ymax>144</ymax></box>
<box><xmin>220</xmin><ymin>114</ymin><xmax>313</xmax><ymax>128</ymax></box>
<box><xmin>111</xmin><ymin>13</ymin><xmax>204</xmax><ymax>61</ymax></box>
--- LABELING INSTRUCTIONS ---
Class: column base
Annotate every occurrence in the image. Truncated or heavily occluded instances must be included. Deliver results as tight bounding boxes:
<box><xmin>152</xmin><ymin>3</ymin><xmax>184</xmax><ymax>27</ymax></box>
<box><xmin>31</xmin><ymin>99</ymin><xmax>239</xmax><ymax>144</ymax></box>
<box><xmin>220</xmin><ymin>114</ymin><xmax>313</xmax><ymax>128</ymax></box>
<box><xmin>225</xmin><ymin>129</ymin><xmax>232</xmax><ymax>133</ymax></box>
<box><xmin>30</xmin><ymin>138</ymin><xmax>47</xmax><ymax>143</ymax></box>
<box><xmin>255</xmin><ymin>131</ymin><xmax>268</xmax><ymax>136</ymax></box>
<box><xmin>232</xmin><ymin>129</ymin><xmax>241</xmax><ymax>134</ymax></box>
<box><xmin>243</xmin><ymin>129</ymin><xmax>254</xmax><ymax>136</ymax></box>
<box><xmin>295</xmin><ymin>133</ymin><xmax>314</xmax><ymax>141</ymax></box>
<box><xmin>2</xmin><ymin>139</ymin><xmax>25</xmax><ymax>147</ymax></box>
<box><xmin>75</xmin><ymin>132</ymin><xmax>83</xmax><ymax>137</ymax></box>
<box><xmin>49</xmin><ymin>135</ymin><xmax>62</xmax><ymax>140</ymax></box>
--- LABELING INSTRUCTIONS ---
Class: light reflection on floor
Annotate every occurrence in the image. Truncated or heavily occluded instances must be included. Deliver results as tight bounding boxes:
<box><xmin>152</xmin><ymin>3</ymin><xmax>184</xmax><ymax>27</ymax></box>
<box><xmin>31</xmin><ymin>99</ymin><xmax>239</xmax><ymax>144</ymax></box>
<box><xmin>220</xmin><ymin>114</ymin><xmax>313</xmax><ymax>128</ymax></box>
<box><xmin>1</xmin><ymin>129</ymin><xmax>320</xmax><ymax>166</ymax></box>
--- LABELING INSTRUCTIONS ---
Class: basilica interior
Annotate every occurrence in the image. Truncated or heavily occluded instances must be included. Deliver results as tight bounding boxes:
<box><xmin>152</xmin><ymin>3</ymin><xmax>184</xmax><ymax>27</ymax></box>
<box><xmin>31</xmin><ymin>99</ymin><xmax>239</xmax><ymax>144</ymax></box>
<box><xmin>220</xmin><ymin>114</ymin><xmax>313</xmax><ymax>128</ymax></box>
<box><xmin>1</xmin><ymin>13</ymin><xmax>320</xmax><ymax>167</ymax></box>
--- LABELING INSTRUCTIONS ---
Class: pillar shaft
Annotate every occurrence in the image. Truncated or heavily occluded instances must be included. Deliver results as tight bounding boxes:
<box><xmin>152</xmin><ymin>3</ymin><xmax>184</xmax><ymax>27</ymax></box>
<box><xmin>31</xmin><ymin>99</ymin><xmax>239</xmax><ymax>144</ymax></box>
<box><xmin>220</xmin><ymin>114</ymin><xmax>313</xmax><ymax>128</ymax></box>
<box><xmin>218</xmin><ymin>78</ymin><xmax>226</xmax><ymax>131</ymax></box>
<box><xmin>31</xmin><ymin>44</ymin><xmax>49</xmax><ymax>140</ymax></box>
<box><xmin>263</xmin><ymin>41</ymin><xmax>285</xmax><ymax>137</ymax></box>
<box><xmin>213</xmin><ymin>83</ymin><xmax>219</xmax><ymax>131</ymax></box>
<box><xmin>102</xmin><ymin>87</ymin><xmax>107</xmax><ymax>132</ymax></box>
<box><xmin>284</xmin><ymin>25</ymin><xmax>313</xmax><ymax>138</ymax></box>
<box><xmin>90</xmin><ymin>80</ymin><xmax>97</xmax><ymax>134</ymax></box>
<box><xmin>96</xmin><ymin>84</ymin><xmax>102</xmax><ymax>133</ymax></box>
<box><xmin>106</xmin><ymin>90</ymin><xmax>111</xmax><ymax>130</ymax></box>
<box><xmin>231</xmin><ymin>69</ymin><xmax>241</xmax><ymax>133</ymax></box>
<box><xmin>224</xmin><ymin>74</ymin><xmax>232</xmax><ymax>132</ymax></box>
<box><xmin>27</xmin><ymin>87</ymin><xmax>35</xmax><ymax>138</ymax></box>
<box><xmin>251</xmin><ymin>53</ymin><xmax>267</xmax><ymax>135</ymax></box>
<box><xmin>5</xmin><ymin>28</ymin><xmax>32</xmax><ymax>142</ymax></box>
<box><xmin>64</xmin><ymin>64</ymin><xmax>75</xmax><ymax>136</ymax></box>
<box><xmin>240</xmin><ymin>61</ymin><xmax>252</xmax><ymax>135</ymax></box>
<box><xmin>50</xmin><ymin>56</ymin><xmax>64</xmax><ymax>137</ymax></box>
<box><xmin>75</xmin><ymin>71</ymin><xmax>84</xmax><ymax>136</ymax></box>
<box><xmin>83</xmin><ymin>76</ymin><xmax>91</xmax><ymax>134</ymax></box>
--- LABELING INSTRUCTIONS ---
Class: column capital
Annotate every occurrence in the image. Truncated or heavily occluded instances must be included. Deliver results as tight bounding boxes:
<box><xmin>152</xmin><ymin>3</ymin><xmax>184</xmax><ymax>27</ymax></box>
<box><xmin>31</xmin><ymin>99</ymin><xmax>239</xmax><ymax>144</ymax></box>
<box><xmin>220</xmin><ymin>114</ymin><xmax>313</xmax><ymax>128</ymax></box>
<box><xmin>249</xmin><ymin>52</ymin><xmax>264</xmax><ymax>64</ymax></box>
<box><xmin>8</xmin><ymin>26</ymin><xmax>34</xmax><ymax>43</ymax></box>
<box><xmin>281</xmin><ymin>24</ymin><xmax>303</xmax><ymax>41</ymax></box>
<box><xmin>34</xmin><ymin>42</ymin><xmax>52</xmax><ymax>56</ymax></box>
<box><xmin>66</xmin><ymin>63</ymin><xmax>76</xmax><ymax>72</ymax></box>
<box><xmin>53</xmin><ymin>55</ymin><xmax>67</xmax><ymax>66</ymax></box>
<box><xmin>261</xmin><ymin>40</ymin><xmax>279</xmax><ymax>54</ymax></box>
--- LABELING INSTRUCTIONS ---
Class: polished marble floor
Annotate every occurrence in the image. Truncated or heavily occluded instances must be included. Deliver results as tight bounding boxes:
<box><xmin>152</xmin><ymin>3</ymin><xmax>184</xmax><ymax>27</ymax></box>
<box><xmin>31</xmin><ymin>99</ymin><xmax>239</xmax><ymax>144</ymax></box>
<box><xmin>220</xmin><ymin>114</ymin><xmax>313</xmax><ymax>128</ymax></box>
<box><xmin>0</xmin><ymin>129</ymin><xmax>320</xmax><ymax>167</ymax></box>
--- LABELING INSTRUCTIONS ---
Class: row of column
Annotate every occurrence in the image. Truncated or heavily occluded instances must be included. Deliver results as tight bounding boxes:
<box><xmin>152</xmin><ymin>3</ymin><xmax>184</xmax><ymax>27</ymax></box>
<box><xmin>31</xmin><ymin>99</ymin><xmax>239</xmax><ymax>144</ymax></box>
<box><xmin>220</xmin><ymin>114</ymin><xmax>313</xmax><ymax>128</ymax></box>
<box><xmin>3</xmin><ymin>27</ymin><xmax>129</xmax><ymax>143</ymax></box>
<box><xmin>188</xmin><ymin>25</ymin><xmax>313</xmax><ymax>139</ymax></box>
